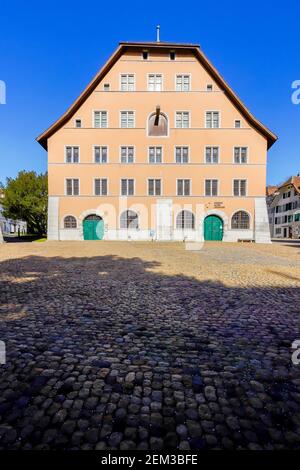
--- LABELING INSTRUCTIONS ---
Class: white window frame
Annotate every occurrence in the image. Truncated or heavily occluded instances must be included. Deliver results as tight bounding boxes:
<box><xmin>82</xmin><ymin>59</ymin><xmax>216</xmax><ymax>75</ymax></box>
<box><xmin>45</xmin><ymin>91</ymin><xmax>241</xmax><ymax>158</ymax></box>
<box><xmin>148</xmin><ymin>146</ymin><xmax>163</xmax><ymax>164</ymax></box>
<box><xmin>233</xmin><ymin>179</ymin><xmax>248</xmax><ymax>197</ymax></box>
<box><xmin>94</xmin><ymin>177</ymin><xmax>108</xmax><ymax>196</ymax></box>
<box><xmin>65</xmin><ymin>146</ymin><xmax>80</xmax><ymax>163</ymax></box>
<box><xmin>204</xmin><ymin>146</ymin><xmax>220</xmax><ymax>164</ymax></box>
<box><xmin>65</xmin><ymin>178</ymin><xmax>80</xmax><ymax>196</ymax></box>
<box><xmin>175</xmin><ymin>74</ymin><xmax>191</xmax><ymax>92</ymax></box>
<box><xmin>176</xmin><ymin>178</ymin><xmax>192</xmax><ymax>196</ymax></box>
<box><xmin>74</xmin><ymin>118</ymin><xmax>82</xmax><ymax>128</ymax></box>
<box><xmin>120</xmin><ymin>110</ymin><xmax>135</xmax><ymax>128</ymax></box>
<box><xmin>93</xmin><ymin>145</ymin><xmax>109</xmax><ymax>164</ymax></box>
<box><xmin>206</xmin><ymin>84</ymin><xmax>213</xmax><ymax>92</ymax></box>
<box><xmin>103</xmin><ymin>83</ymin><xmax>110</xmax><ymax>91</ymax></box>
<box><xmin>119</xmin><ymin>145</ymin><xmax>135</xmax><ymax>163</ymax></box>
<box><xmin>233</xmin><ymin>146</ymin><xmax>249</xmax><ymax>164</ymax></box>
<box><xmin>174</xmin><ymin>146</ymin><xmax>190</xmax><ymax>164</ymax></box>
<box><xmin>204</xmin><ymin>179</ymin><xmax>219</xmax><ymax>197</ymax></box>
<box><xmin>175</xmin><ymin>111</ymin><xmax>190</xmax><ymax>129</ymax></box>
<box><xmin>147</xmin><ymin>178</ymin><xmax>162</xmax><ymax>196</ymax></box>
<box><xmin>93</xmin><ymin>110</ymin><xmax>108</xmax><ymax>128</ymax></box>
<box><xmin>120</xmin><ymin>178</ymin><xmax>135</xmax><ymax>196</ymax></box>
<box><xmin>119</xmin><ymin>73</ymin><xmax>136</xmax><ymax>91</ymax></box>
<box><xmin>147</xmin><ymin>73</ymin><xmax>163</xmax><ymax>92</ymax></box>
<box><xmin>205</xmin><ymin>110</ymin><xmax>221</xmax><ymax>129</ymax></box>
<box><xmin>234</xmin><ymin>119</ymin><xmax>242</xmax><ymax>128</ymax></box>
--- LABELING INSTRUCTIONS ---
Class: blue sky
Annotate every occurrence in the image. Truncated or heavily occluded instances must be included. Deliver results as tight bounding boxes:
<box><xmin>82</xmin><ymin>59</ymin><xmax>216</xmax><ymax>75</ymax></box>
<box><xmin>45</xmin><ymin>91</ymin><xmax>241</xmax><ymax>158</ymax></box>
<box><xmin>0</xmin><ymin>0</ymin><xmax>299</xmax><ymax>185</ymax></box>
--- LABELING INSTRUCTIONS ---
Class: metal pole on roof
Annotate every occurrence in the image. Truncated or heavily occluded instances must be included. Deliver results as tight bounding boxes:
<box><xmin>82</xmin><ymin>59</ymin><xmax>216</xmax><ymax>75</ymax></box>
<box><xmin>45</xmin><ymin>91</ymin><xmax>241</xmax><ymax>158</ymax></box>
<box><xmin>156</xmin><ymin>25</ymin><xmax>160</xmax><ymax>43</ymax></box>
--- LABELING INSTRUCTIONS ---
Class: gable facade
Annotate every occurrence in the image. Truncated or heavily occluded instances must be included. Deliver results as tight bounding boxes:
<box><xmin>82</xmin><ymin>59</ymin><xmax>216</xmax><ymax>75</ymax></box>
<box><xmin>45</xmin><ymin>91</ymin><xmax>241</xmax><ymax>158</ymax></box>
<box><xmin>38</xmin><ymin>42</ymin><xmax>276</xmax><ymax>242</ymax></box>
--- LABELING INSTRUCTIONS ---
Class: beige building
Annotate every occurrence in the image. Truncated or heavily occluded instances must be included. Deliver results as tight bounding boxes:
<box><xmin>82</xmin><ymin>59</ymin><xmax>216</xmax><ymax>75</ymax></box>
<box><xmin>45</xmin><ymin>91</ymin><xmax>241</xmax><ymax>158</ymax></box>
<box><xmin>37</xmin><ymin>41</ymin><xmax>277</xmax><ymax>242</ymax></box>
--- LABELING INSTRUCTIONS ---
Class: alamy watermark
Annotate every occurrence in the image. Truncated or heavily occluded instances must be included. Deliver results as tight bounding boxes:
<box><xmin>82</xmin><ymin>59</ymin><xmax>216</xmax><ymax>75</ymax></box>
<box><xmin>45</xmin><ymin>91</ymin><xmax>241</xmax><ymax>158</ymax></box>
<box><xmin>292</xmin><ymin>340</ymin><xmax>300</xmax><ymax>365</ymax></box>
<box><xmin>0</xmin><ymin>341</ymin><xmax>6</xmax><ymax>364</ymax></box>
<box><xmin>291</xmin><ymin>80</ymin><xmax>300</xmax><ymax>104</ymax></box>
<box><xmin>0</xmin><ymin>80</ymin><xmax>6</xmax><ymax>104</ymax></box>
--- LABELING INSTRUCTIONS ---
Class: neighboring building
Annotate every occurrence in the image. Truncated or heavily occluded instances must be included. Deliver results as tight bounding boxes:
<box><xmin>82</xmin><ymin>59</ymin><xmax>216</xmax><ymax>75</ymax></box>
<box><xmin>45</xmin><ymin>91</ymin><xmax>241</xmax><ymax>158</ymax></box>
<box><xmin>267</xmin><ymin>176</ymin><xmax>300</xmax><ymax>239</ymax></box>
<box><xmin>0</xmin><ymin>190</ymin><xmax>27</xmax><ymax>237</ymax></box>
<box><xmin>0</xmin><ymin>205</ymin><xmax>27</xmax><ymax>236</ymax></box>
<box><xmin>37</xmin><ymin>40</ymin><xmax>277</xmax><ymax>242</ymax></box>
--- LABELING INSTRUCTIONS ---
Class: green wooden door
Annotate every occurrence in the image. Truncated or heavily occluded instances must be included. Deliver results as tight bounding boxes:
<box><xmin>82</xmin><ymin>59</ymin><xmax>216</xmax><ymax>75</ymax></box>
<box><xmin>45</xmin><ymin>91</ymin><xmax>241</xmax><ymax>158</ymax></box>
<box><xmin>83</xmin><ymin>218</ymin><xmax>104</xmax><ymax>240</ymax></box>
<box><xmin>204</xmin><ymin>215</ymin><xmax>223</xmax><ymax>241</ymax></box>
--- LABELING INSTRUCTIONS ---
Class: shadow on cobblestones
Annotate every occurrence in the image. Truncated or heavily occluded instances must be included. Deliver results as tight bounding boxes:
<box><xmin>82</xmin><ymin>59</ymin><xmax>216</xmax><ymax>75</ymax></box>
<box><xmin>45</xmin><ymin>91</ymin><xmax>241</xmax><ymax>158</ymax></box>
<box><xmin>0</xmin><ymin>255</ymin><xmax>300</xmax><ymax>450</ymax></box>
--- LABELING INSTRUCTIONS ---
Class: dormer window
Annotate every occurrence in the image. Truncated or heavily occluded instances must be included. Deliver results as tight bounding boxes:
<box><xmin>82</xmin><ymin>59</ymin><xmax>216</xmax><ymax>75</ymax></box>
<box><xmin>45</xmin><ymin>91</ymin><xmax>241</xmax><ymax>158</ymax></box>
<box><xmin>170</xmin><ymin>51</ymin><xmax>176</xmax><ymax>61</ymax></box>
<box><xmin>142</xmin><ymin>50</ymin><xmax>149</xmax><ymax>60</ymax></box>
<box><xmin>75</xmin><ymin>119</ymin><xmax>82</xmax><ymax>128</ymax></box>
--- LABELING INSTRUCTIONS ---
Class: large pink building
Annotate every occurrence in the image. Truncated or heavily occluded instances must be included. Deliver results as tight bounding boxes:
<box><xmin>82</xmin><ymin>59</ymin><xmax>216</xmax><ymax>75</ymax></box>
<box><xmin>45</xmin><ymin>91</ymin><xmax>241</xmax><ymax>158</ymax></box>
<box><xmin>37</xmin><ymin>40</ymin><xmax>277</xmax><ymax>242</ymax></box>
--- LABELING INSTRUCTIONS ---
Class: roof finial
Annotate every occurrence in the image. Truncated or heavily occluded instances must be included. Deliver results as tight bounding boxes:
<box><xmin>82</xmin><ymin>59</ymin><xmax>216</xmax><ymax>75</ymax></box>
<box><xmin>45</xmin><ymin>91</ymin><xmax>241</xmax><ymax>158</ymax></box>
<box><xmin>156</xmin><ymin>25</ymin><xmax>160</xmax><ymax>43</ymax></box>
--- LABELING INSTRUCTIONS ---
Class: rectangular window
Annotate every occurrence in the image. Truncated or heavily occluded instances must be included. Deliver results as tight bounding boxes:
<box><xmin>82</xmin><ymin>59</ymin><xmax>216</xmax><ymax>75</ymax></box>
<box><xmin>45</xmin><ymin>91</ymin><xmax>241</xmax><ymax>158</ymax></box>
<box><xmin>94</xmin><ymin>111</ymin><xmax>108</xmax><ymax>128</ymax></box>
<box><xmin>94</xmin><ymin>178</ymin><xmax>108</xmax><ymax>196</ymax></box>
<box><xmin>142</xmin><ymin>51</ymin><xmax>148</xmax><ymax>60</ymax></box>
<box><xmin>120</xmin><ymin>146</ymin><xmax>134</xmax><ymax>163</ymax></box>
<box><xmin>75</xmin><ymin>119</ymin><xmax>82</xmax><ymax>128</ymax></box>
<box><xmin>283</xmin><ymin>191</ymin><xmax>291</xmax><ymax>199</ymax></box>
<box><xmin>235</xmin><ymin>120</ymin><xmax>241</xmax><ymax>128</ymax></box>
<box><xmin>177</xmin><ymin>179</ymin><xmax>191</xmax><ymax>196</ymax></box>
<box><xmin>170</xmin><ymin>51</ymin><xmax>176</xmax><ymax>61</ymax></box>
<box><xmin>205</xmin><ymin>179</ymin><xmax>218</xmax><ymax>196</ymax></box>
<box><xmin>121</xmin><ymin>179</ymin><xmax>134</xmax><ymax>196</ymax></box>
<box><xmin>175</xmin><ymin>111</ymin><xmax>190</xmax><ymax>128</ymax></box>
<box><xmin>176</xmin><ymin>75</ymin><xmax>190</xmax><ymax>91</ymax></box>
<box><xmin>205</xmin><ymin>147</ymin><xmax>219</xmax><ymax>164</ymax></box>
<box><xmin>148</xmin><ymin>146</ymin><xmax>162</xmax><ymax>163</ymax></box>
<box><xmin>206</xmin><ymin>84</ymin><xmax>213</xmax><ymax>91</ymax></box>
<box><xmin>233</xmin><ymin>179</ymin><xmax>247</xmax><ymax>196</ymax></box>
<box><xmin>295</xmin><ymin>213</ymin><xmax>300</xmax><ymax>222</ymax></box>
<box><xmin>120</xmin><ymin>111</ymin><xmax>135</xmax><ymax>128</ymax></box>
<box><xmin>234</xmin><ymin>147</ymin><xmax>248</xmax><ymax>164</ymax></box>
<box><xmin>275</xmin><ymin>228</ymin><xmax>281</xmax><ymax>234</ymax></box>
<box><xmin>206</xmin><ymin>111</ymin><xmax>220</xmax><ymax>128</ymax></box>
<box><xmin>66</xmin><ymin>178</ymin><xmax>79</xmax><ymax>196</ymax></box>
<box><xmin>94</xmin><ymin>146</ymin><xmax>108</xmax><ymax>163</ymax></box>
<box><xmin>175</xmin><ymin>146</ymin><xmax>189</xmax><ymax>163</ymax></box>
<box><xmin>65</xmin><ymin>146</ymin><xmax>79</xmax><ymax>163</ymax></box>
<box><xmin>148</xmin><ymin>74</ymin><xmax>163</xmax><ymax>91</ymax></box>
<box><xmin>103</xmin><ymin>83</ymin><xmax>110</xmax><ymax>91</ymax></box>
<box><xmin>148</xmin><ymin>179</ymin><xmax>161</xmax><ymax>196</ymax></box>
<box><xmin>120</xmin><ymin>74</ymin><xmax>135</xmax><ymax>91</ymax></box>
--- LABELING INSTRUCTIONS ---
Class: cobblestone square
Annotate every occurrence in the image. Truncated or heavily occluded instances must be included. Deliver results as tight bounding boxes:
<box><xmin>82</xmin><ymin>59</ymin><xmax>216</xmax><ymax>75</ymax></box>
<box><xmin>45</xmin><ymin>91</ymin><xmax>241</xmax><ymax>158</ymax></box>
<box><xmin>0</xmin><ymin>241</ymin><xmax>300</xmax><ymax>450</ymax></box>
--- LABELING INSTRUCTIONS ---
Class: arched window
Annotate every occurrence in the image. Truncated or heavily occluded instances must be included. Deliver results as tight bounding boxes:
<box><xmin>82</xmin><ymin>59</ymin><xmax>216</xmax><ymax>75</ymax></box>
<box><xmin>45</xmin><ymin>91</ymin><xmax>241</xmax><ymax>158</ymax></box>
<box><xmin>64</xmin><ymin>215</ymin><xmax>77</xmax><ymax>229</ymax></box>
<box><xmin>120</xmin><ymin>210</ymin><xmax>139</xmax><ymax>229</ymax></box>
<box><xmin>231</xmin><ymin>211</ymin><xmax>250</xmax><ymax>229</ymax></box>
<box><xmin>176</xmin><ymin>210</ymin><xmax>195</xmax><ymax>229</ymax></box>
<box><xmin>148</xmin><ymin>112</ymin><xmax>168</xmax><ymax>136</ymax></box>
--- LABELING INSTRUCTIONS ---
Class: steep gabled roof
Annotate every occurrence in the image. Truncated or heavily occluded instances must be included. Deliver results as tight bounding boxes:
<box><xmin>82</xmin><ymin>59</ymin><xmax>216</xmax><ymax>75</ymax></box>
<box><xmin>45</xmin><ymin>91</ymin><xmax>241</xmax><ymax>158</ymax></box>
<box><xmin>279</xmin><ymin>175</ymin><xmax>300</xmax><ymax>194</ymax></box>
<box><xmin>36</xmin><ymin>42</ymin><xmax>278</xmax><ymax>150</ymax></box>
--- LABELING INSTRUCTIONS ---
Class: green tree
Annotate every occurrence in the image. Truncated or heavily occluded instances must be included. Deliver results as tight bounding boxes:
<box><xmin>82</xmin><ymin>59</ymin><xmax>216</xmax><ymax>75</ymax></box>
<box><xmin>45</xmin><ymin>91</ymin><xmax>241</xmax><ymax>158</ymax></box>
<box><xmin>1</xmin><ymin>171</ymin><xmax>48</xmax><ymax>235</ymax></box>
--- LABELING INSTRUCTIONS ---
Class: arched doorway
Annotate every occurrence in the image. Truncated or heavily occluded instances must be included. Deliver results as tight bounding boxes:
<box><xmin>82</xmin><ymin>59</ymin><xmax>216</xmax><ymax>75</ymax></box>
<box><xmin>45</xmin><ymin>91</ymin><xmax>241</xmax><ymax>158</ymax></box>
<box><xmin>83</xmin><ymin>215</ymin><xmax>104</xmax><ymax>240</ymax></box>
<box><xmin>204</xmin><ymin>215</ymin><xmax>223</xmax><ymax>241</ymax></box>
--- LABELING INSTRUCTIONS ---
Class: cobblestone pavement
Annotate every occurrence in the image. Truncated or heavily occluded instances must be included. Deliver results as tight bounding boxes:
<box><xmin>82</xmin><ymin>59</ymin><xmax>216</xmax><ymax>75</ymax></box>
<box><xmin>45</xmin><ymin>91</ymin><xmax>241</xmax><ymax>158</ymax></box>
<box><xmin>0</xmin><ymin>241</ymin><xmax>300</xmax><ymax>450</ymax></box>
